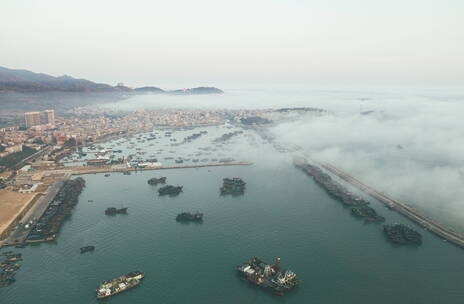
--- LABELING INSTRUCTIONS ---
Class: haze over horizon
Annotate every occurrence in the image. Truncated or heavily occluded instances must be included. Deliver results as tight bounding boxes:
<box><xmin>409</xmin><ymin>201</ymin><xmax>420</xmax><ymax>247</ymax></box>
<box><xmin>2</xmin><ymin>0</ymin><xmax>463</xmax><ymax>88</ymax></box>
<box><xmin>3</xmin><ymin>1</ymin><xmax>464</xmax><ymax>302</ymax></box>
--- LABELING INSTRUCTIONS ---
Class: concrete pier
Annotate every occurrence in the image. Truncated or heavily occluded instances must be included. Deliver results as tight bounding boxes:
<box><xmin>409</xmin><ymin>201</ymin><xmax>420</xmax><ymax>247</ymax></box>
<box><xmin>60</xmin><ymin>162</ymin><xmax>253</xmax><ymax>176</ymax></box>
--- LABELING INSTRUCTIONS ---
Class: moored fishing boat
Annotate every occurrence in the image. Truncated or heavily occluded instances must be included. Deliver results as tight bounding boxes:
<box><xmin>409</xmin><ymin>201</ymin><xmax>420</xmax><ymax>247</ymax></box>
<box><xmin>236</xmin><ymin>257</ymin><xmax>298</xmax><ymax>295</ymax></box>
<box><xmin>96</xmin><ymin>271</ymin><xmax>144</xmax><ymax>299</ymax></box>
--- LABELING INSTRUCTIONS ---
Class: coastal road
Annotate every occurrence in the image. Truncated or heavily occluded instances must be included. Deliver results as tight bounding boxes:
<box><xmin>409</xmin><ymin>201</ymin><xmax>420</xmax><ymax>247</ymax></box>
<box><xmin>11</xmin><ymin>145</ymin><xmax>52</xmax><ymax>171</ymax></box>
<box><xmin>318</xmin><ymin>161</ymin><xmax>464</xmax><ymax>248</ymax></box>
<box><xmin>1</xmin><ymin>180</ymin><xmax>66</xmax><ymax>245</ymax></box>
<box><xmin>52</xmin><ymin>162</ymin><xmax>254</xmax><ymax>176</ymax></box>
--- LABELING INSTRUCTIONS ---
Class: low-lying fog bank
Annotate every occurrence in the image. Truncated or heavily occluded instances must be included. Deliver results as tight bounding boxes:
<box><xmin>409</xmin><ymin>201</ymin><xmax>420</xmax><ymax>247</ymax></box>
<box><xmin>269</xmin><ymin>89</ymin><xmax>464</xmax><ymax>229</ymax></box>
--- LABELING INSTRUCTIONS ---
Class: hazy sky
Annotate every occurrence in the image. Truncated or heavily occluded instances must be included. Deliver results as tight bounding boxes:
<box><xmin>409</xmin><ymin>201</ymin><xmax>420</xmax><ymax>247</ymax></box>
<box><xmin>1</xmin><ymin>0</ymin><xmax>463</xmax><ymax>87</ymax></box>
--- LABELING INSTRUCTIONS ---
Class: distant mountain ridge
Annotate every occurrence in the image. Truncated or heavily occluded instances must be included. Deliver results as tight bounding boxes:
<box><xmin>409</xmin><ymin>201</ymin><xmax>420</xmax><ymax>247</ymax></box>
<box><xmin>0</xmin><ymin>66</ymin><xmax>114</xmax><ymax>92</ymax></box>
<box><xmin>0</xmin><ymin>66</ymin><xmax>223</xmax><ymax>94</ymax></box>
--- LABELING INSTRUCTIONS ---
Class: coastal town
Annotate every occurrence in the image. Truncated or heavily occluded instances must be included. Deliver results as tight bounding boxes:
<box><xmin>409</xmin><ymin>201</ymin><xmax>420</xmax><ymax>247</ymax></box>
<box><xmin>2</xmin><ymin>0</ymin><xmax>463</xmax><ymax>301</ymax></box>
<box><xmin>1</xmin><ymin>107</ymin><xmax>267</xmax><ymax>165</ymax></box>
<box><xmin>2</xmin><ymin>103</ymin><xmax>459</xmax><ymax>299</ymax></box>
<box><xmin>0</xmin><ymin>108</ymin><xmax>265</xmax><ymax>248</ymax></box>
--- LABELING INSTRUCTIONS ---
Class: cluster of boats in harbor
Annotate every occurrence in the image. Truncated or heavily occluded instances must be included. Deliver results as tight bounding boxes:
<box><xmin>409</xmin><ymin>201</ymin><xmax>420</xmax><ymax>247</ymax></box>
<box><xmin>171</xmin><ymin>130</ymin><xmax>208</xmax><ymax>146</ymax></box>
<box><xmin>61</xmin><ymin>126</ymin><xmax>244</xmax><ymax>170</ymax></box>
<box><xmin>295</xmin><ymin>160</ymin><xmax>422</xmax><ymax>245</ymax></box>
<box><xmin>147</xmin><ymin>177</ymin><xmax>166</xmax><ymax>186</ymax></box>
<box><xmin>0</xmin><ymin>251</ymin><xmax>22</xmax><ymax>287</ymax></box>
<box><xmin>8</xmin><ymin>121</ymin><xmax>450</xmax><ymax>302</ymax></box>
<box><xmin>213</xmin><ymin>130</ymin><xmax>244</xmax><ymax>143</ymax></box>
<box><xmin>149</xmin><ymin>177</ymin><xmax>200</xmax><ymax>221</ymax></box>
<box><xmin>296</xmin><ymin>161</ymin><xmax>372</xmax><ymax>208</ymax></box>
<box><xmin>220</xmin><ymin>178</ymin><xmax>246</xmax><ymax>195</ymax></box>
<box><xmin>149</xmin><ymin>177</ymin><xmax>203</xmax><ymax>222</ymax></box>
<box><xmin>384</xmin><ymin>224</ymin><xmax>422</xmax><ymax>245</ymax></box>
<box><xmin>351</xmin><ymin>206</ymin><xmax>385</xmax><ymax>223</ymax></box>
<box><xmin>148</xmin><ymin>175</ymin><xmax>184</xmax><ymax>197</ymax></box>
<box><xmin>12</xmin><ymin>125</ymin><xmax>302</xmax><ymax>299</ymax></box>
<box><xmin>27</xmin><ymin>178</ymin><xmax>86</xmax><ymax>243</ymax></box>
<box><xmin>105</xmin><ymin>207</ymin><xmax>128</xmax><ymax>215</ymax></box>
<box><xmin>1</xmin><ymin>124</ymin><xmax>303</xmax><ymax>299</ymax></box>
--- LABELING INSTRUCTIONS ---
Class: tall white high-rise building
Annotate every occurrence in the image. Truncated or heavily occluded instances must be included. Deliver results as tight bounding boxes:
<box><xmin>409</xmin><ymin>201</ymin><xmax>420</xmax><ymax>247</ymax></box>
<box><xmin>43</xmin><ymin>109</ymin><xmax>55</xmax><ymax>125</ymax></box>
<box><xmin>24</xmin><ymin>111</ymin><xmax>41</xmax><ymax>128</ymax></box>
<box><xmin>24</xmin><ymin>109</ymin><xmax>55</xmax><ymax>128</ymax></box>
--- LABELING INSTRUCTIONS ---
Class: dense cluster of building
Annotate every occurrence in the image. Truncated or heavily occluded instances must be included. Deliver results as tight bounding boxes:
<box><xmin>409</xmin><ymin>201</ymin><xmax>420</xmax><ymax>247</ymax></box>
<box><xmin>0</xmin><ymin>110</ymin><xmax>54</xmax><ymax>161</ymax></box>
<box><xmin>0</xmin><ymin>107</ymin><xmax>271</xmax><ymax>189</ymax></box>
<box><xmin>0</xmin><ymin>108</ymin><xmax>269</xmax><ymax>171</ymax></box>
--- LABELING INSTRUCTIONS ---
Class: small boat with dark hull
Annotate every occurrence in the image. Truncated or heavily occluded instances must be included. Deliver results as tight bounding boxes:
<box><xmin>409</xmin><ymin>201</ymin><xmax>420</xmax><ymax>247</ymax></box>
<box><xmin>158</xmin><ymin>185</ymin><xmax>183</xmax><ymax>196</ymax></box>
<box><xmin>147</xmin><ymin>177</ymin><xmax>167</xmax><ymax>186</ymax></box>
<box><xmin>351</xmin><ymin>206</ymin><xmax>385</xmax><ymax>223</ymax></box>
<box><xmin>236</xmin><ymin>257</ymin><xmax>298</xmax><ymax>295</ymax></box>
<box><xmin>384</xmin><ymin>223</ymin><xmax>422</xmax><ymax>245</ymax></box>
<box><xmin>96</xmin><ymin>271</ymin><xmax>144</xmax><ymax>299</ymax></box>
<box><xmin>105</xmin><ymin>207</ymin><xmax>128</xmax><ymax>215</ymax></box>
<box><xmin>176</xmin><ymin>212</ymin><xmax>203</xmax><ymax>222</ymax></box>
<box><xmin>1</xmin><ymin>252</ymin><xmax>22</xmax><ymax>287</ymax></box>
<box><xmin>0</xmin><ymin>276</ymin><xmax>15</xmax><ymax>287</ymax></box>
<box><xmin>5</xmin><ymin>256</ymin><xmax>22</xmax><ymax>263</ymax></box>
<box><xmin>220</xmin><ymin>178</ymin><xmax>246</xmax><ymax>195</ymax></box>
<box><xmin>80</xmin><ymin>246</ymin><xmax>95</xmax><ymax>254</ymax></box>
<box><xmin>1</xmin><ymin>264</ymin><xmax>21</xmax><ymax>272</ymax></box>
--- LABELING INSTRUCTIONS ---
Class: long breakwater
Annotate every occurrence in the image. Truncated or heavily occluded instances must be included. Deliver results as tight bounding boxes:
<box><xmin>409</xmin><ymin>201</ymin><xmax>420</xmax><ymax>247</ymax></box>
<box><xmin>296</xmin><ymin>157</ymin><xmax>464</xmax><ymax>249</ymax></box>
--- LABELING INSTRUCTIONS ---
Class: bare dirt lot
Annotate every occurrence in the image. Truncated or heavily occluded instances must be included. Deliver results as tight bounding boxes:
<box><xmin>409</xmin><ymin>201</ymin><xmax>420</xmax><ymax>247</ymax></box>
<box><xmin>0</xmin><ymin>189</ymin><xmax>35</xmax><ymax>235</ymax></box>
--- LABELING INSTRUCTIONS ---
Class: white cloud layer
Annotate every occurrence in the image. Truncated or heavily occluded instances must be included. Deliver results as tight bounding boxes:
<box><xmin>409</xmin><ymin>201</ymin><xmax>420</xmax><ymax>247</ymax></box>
<box><xmin>270</xmin><ymin>88</ymin><xmax>464</xmax><ymax>230</ymax></box>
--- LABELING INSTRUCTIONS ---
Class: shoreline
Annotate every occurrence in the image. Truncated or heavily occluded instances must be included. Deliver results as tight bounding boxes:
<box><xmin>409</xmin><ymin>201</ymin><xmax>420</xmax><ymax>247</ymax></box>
<box><xmin>0</xmin><ymin>162</ymin><xmax>253</xmax><ymax>248</ymax></box>
<box><xmin>67</xmin><ymin>162</ymin><xmax>253</xmax><ymax>176</ymax></box>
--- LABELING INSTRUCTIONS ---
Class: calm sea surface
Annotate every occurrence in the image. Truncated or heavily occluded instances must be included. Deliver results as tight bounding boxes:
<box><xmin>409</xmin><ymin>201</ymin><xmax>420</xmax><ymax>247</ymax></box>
<box><xmin>1</xmin><ymin>124</ymin><xmax>464</xmax><ymax>304</ymax></box>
